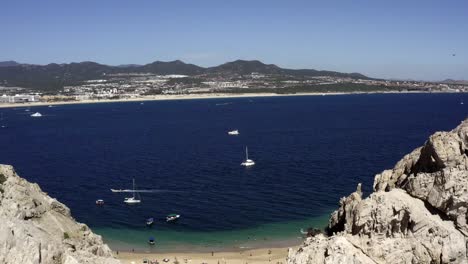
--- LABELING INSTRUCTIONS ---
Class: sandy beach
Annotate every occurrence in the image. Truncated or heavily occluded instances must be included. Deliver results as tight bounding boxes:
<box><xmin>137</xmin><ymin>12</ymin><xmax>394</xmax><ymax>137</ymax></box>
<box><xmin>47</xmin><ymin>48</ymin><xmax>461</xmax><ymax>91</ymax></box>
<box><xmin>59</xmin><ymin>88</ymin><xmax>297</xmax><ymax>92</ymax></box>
<box><xmin>116</xmin><ymin>246</ymin><xmax>295</xmax><ymax>264</ymax></box>
<box><xmin>0</xmin><ymin>91</ymin><xmax>419</xmax><ymax>109</ymax></box>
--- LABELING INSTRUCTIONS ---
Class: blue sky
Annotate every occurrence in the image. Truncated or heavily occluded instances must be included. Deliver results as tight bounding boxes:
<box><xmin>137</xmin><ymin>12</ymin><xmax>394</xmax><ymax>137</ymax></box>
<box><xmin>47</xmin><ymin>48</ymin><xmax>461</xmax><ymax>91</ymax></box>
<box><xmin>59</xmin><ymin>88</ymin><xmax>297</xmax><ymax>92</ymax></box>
<box><xmin>1</xmin><ymin>0</ymin><xmax>467</xmax><ymax>80</ymax></box>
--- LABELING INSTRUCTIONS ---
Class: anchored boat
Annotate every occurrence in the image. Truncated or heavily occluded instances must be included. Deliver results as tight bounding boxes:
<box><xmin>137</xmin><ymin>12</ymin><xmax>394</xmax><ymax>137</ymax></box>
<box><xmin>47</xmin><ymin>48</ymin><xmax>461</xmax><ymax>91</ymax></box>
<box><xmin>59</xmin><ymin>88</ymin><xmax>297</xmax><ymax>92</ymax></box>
<box><xmin>241</xmin><ymin>146</ymin><xmax>255</xmax><ymax>167</ymax></box>
<box><xmin>123</xmin><ymin>178</ymin><xmax>141</xmax><ymax>204</ymax></box>
<box><xmin>166</xmin><ymin>214</ymin><xmax>180</xmax><ymax>222</ymax></box>
<box><xmin>146</xmin><ymin>218</ymin><xmax>154</xmax><ymax>226</ymax></box>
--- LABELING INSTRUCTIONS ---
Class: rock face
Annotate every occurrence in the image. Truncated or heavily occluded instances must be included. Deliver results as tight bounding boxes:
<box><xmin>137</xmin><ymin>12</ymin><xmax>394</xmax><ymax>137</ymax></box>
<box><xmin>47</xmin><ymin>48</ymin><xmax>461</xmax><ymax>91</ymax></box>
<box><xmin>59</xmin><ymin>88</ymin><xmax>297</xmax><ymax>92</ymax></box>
<box><xmin>288</xmin><ymin>120</ymin><xmax>468</xmax><ymax>264</ymax></box>
<box><xmin>0</xmin><ymin>165</ymin><xmax>120</xmax><ymax>264</ymax></box>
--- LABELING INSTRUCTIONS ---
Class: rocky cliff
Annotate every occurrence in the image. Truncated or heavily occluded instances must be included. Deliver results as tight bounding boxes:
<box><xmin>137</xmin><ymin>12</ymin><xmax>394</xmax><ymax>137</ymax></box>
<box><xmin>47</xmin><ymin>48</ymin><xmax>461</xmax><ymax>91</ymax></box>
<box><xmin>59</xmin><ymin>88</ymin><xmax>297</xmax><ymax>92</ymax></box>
<box><xmin>288</xmin><ymin>119</ymin><xmax>468</xmax><ymax>264</ymax></box>
<box><xmin>0</xmin><ymin>165</ymin><xmax>120</xmax><ymax>264</ymax></box>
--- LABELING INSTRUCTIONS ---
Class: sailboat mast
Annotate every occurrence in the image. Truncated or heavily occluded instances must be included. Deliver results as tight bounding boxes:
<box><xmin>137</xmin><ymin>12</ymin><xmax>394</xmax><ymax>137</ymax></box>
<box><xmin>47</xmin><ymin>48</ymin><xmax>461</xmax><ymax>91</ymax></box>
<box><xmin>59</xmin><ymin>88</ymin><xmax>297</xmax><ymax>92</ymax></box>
<box><xmin>132</xmin><ymin>178</ymin><xmax>135</xmax><ymax>198</ymax></box>
<box><xmin>246</xmin><ymin>146</ymin><xmax>248</xmax><ymax>160</ymax></box>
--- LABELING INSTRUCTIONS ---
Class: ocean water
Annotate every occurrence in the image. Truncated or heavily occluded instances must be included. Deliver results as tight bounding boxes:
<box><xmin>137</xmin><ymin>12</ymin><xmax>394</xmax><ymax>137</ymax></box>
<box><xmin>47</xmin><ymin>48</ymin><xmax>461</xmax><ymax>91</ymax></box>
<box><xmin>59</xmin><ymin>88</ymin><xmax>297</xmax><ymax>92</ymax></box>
<box><xmin>0</xmin><ymin>93</ymin><xmax>467</xmax><ymax>251</ymax></box>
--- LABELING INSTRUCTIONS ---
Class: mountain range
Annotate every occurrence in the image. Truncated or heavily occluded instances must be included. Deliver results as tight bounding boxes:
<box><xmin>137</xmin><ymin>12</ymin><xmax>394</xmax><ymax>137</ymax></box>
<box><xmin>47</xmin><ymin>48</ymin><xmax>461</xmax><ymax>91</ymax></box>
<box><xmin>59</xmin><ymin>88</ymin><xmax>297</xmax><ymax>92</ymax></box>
<box><xmin>0</xmin><ymin>59</ymin><xmax>369</xmax><ymax>91</ymax></box>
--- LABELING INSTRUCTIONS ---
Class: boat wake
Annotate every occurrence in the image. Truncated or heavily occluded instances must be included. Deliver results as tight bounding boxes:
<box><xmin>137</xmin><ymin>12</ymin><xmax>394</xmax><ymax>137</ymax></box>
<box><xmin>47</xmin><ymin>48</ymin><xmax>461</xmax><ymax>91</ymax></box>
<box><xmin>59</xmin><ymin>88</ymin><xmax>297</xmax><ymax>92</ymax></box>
<box><xmin>215</xmin><ymin>102</ymin><xmax>233</xmax><ymax>106</ymax></box>
<box><xmin>111</xmin><ymin>189</ymin><xmax>183</xmax><ymax>193</ymax></box>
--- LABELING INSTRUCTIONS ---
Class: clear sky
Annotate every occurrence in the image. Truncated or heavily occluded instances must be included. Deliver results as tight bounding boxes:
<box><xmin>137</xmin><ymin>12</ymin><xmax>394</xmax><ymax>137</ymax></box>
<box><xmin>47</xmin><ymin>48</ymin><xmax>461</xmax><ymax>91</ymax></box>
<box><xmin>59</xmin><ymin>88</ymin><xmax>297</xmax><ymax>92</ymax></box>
<box><xmin>1</xmin><ymin>0</ymin><xmax>467</xmax><ymax>80</ymax></box>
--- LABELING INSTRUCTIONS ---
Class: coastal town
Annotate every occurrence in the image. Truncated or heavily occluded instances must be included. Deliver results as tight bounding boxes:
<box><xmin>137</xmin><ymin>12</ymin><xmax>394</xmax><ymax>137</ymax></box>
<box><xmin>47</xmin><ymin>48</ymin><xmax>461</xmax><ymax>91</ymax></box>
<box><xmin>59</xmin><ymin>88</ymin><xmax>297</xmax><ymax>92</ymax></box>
<box><xmin>1</xmin><ymin>71</ymin><xmax>468</xmax><ymax>105</ymax></box>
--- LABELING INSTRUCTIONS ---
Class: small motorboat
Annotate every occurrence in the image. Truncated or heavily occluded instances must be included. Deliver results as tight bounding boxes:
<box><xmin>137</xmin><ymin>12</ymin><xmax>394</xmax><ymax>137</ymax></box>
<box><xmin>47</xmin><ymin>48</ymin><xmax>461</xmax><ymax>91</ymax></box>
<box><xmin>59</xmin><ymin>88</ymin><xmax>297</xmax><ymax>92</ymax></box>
<box><xmin>148</xmin><ymin>237</ymin><xmax>156</xmax><ymax>245</ymax></box>
<box><xmin>228</xmin><ymin>130</ymin><xmax>239</xmax><ymax>135</ymax></box>
<box><xmin>31</xmin><ymin>112</ymin><xmax>42</xmax><ymax>117</ymax></box>
<box><xmin>166</xmin><ymin>214</ymin><xmax>180</xmax><ymax>222</ymax></box>
<box><xmin>146</xmin><ymin>218</ymin><xmax>154</xmax><ymax>226</ymax></box>
<box><xmin>95</xmin><ymin>199</ymin><xmax>105</xmax><ymax>206</ymax></box>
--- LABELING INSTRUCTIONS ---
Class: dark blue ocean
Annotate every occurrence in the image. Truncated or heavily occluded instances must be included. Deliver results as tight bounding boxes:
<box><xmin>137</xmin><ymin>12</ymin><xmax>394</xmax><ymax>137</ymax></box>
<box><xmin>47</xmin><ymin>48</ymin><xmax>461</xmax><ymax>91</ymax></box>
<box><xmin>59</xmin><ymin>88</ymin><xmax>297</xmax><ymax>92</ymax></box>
<box><xmin>0</xmin><ymin>93</ymin><xmax>467</xmax><ymax>250</ymax></box>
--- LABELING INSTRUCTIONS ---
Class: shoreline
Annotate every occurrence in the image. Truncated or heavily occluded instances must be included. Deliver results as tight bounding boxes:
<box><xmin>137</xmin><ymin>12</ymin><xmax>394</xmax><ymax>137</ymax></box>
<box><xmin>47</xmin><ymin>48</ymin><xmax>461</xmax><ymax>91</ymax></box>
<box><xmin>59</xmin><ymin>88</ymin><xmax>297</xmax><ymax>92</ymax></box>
<box><xmin>102</xmin><ymin>234</ymin><xmax>304</xmax><ymax>254</ymax></box>
<box><xmin>92</xmin><ymin>214</ymin><xmax>331</xmax><ymax>254</ymax></box>
<box><xmin>115</xmin><ymin>245</ymin><xmax>297</xmax><ymax>264</ymax></box>
<box><xmin>0</xmin><ymin>91</ymin><xmax>433</xmax><ymax>109</ymax></box>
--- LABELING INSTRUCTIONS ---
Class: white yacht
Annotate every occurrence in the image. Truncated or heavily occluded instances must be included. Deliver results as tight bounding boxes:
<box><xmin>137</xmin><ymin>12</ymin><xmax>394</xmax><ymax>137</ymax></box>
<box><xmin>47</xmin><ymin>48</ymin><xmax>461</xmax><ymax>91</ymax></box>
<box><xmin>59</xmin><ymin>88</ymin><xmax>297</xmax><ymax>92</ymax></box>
<box><xmin>241</xmin><ymin>146</ymin><xmax>255</xmax><ymax>167</ymax></box>
<box><xmin>228</xmin><ymin>130</ymin><xmax>239</xmax><ymax>135</ymax></box>
<box><xmin>124</xmin><ymin>178</ymin><xmax>141</xmax><ymax>204</ymax></box>
<box><xmin>31</xmin><ymin>112</ymin><xmax>42</xmax><ymax>117</ymax></box>
<box><xmin>124</xmin><ymin>196</ymin><xmax>140</xmax><ymax>204</ymax></box>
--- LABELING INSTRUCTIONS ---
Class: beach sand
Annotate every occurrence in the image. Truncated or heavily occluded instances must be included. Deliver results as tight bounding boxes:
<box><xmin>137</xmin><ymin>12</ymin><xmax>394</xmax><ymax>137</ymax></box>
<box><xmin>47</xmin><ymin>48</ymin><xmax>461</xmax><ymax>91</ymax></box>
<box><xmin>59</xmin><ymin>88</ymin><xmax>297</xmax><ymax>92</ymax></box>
<box><xmin>116</xmin><ymin>246</ymin><xmax>295</xmax><ymax>264</ymax></box>
<box><xmin>0</xmin><ymin>92</ymin><xmax>325</xmax><ymax>109</ymax></box>
<box><xmin>0</xmin><ymin>91</ymin><xmax>416</xmax><ymax>109</ymax></box>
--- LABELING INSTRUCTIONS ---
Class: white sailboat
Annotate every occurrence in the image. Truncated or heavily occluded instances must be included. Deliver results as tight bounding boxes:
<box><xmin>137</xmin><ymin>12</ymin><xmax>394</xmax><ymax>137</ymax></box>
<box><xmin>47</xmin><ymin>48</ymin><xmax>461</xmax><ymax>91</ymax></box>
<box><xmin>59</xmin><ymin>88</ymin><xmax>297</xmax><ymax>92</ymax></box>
<box><xmin>124</xmin><ymin>178</ymin><xmax>141</xmax><ymax>204</ymax></box>
<box><xmin>0</xmin><ymin>113</ymin><xmax>5</xmax><ymax>128</ymax></box>
<box><xmin>241</xmin><ymin>146</ymin><xmax>255</xmax><ymax>167</ymax></box>
<box><xmin>228</xmin><ymin>129</ymin><xmax>239</xmax><ymax>135</ymax></box>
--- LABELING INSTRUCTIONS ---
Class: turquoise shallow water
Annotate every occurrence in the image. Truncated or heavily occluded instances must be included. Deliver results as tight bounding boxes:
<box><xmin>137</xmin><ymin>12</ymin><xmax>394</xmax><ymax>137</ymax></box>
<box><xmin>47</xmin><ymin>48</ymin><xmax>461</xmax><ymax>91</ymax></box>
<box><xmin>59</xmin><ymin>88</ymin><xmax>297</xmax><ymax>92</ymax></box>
<box><xmin>2</xmin><ymin>94</ymin><xmax>468</xmax><ymax>252</ymax></box>
<box><xmin>93</xmin><ymin>213</ymin><xmax>331</xmax><ymax>252</ymax></box>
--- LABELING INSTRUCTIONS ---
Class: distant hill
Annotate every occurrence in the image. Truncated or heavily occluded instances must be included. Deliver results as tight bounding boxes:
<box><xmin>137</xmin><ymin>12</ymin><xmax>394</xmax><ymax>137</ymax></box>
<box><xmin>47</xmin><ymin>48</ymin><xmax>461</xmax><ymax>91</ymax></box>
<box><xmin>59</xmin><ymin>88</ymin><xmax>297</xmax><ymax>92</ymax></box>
<box><xmin>139</xmin><ymin>60</ymin><xmax>205</xmax><ymax>75</ymax></box>
<box><xmin>0</xmin><ymin>61</ymin><xmax>20</xmax><ymax>67</ymax></box>
<box><xmin>116</xmin><ymin>64</ymin><xmax>142</xmax><ymax>68</ymax></box>
<box><xmin>0</xmin><ymin>62</ymin><xmax>115</xmax><ymax>91</ymax></box>
<box><xmin>283</xmin><ymin>68</ymin><xmax>367</xmax><ymax>79</ymax></box>
<box><xmin>207</xmin><ymin>60</ymin><xmax>367</xmax><ymax>79</ymax></box>
<box><xmin>442</xmin><ymin>79</ymin><xmax>468</xmax><ymax>85</ymax></box>
<box><xmin>208</xmin><ymin>60</ymin><xmax>283</xmax><ymax>75</ymax></box>
<box><xmin>0</xmin><ymin>59</ymin><xmax>370</xmax><ymax>91</ymax></box>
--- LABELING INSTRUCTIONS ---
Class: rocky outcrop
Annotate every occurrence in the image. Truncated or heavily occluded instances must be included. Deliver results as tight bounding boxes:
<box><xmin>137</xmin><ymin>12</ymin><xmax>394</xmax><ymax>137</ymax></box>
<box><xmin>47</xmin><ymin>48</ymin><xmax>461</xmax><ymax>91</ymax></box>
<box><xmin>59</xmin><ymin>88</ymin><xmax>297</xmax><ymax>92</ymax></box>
<box><xmin>0</xmin><ymin>164</ymin><xmax>120</xmax><ymax>264</ymax></box>
<box><xmin>288</xmin><ymin>120</ymin><xmax>468</xmax><ymax>264</ymax></box>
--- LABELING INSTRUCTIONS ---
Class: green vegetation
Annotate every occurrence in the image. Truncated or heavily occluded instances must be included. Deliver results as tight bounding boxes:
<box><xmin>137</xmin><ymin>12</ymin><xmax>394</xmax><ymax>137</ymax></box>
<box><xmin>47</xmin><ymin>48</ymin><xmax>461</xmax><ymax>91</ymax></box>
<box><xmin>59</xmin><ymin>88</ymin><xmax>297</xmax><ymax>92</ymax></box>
<box><xmin>0</xmin><ymin>60</ymin><xmax>371</xmax><ymax>93</ymax></box>
<box><xmin>166</xmin><ymin>77</ymin><xmax>204</xmax><ymax>85</ymax></box>
<box><xmin>222</xmin><ymin>83</ymin><xmax>401</xmax><ymax>94</ymax></box>
<box><xmin>63</xmin><ymin>232</ymin><xmax>70</xmax><ymax>239</ymax></box>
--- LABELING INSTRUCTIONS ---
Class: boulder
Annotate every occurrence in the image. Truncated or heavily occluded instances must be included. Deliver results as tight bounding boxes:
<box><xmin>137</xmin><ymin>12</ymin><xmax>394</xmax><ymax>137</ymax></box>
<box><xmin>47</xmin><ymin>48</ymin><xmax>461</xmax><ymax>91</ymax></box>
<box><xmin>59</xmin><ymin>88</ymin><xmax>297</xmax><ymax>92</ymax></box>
<box><xmin>289</xmin><ymin>119</ymin><xmax>468</xmax><ymax>264</ymax></box>
<box><xmin>0</xmin><ymin>164</ymin><xmax>120</xmax><ymax>264</ymax></box>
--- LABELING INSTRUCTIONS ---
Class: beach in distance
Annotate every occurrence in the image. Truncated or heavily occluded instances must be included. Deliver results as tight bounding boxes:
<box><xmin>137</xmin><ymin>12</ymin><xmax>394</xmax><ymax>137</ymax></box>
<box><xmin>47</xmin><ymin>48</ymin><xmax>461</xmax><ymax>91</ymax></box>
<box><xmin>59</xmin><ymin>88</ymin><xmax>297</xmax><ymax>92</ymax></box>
<box><xmin>0</xmin><ymin>90</ymin><xmax>434</xmax><ymax>109</ymax></box>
